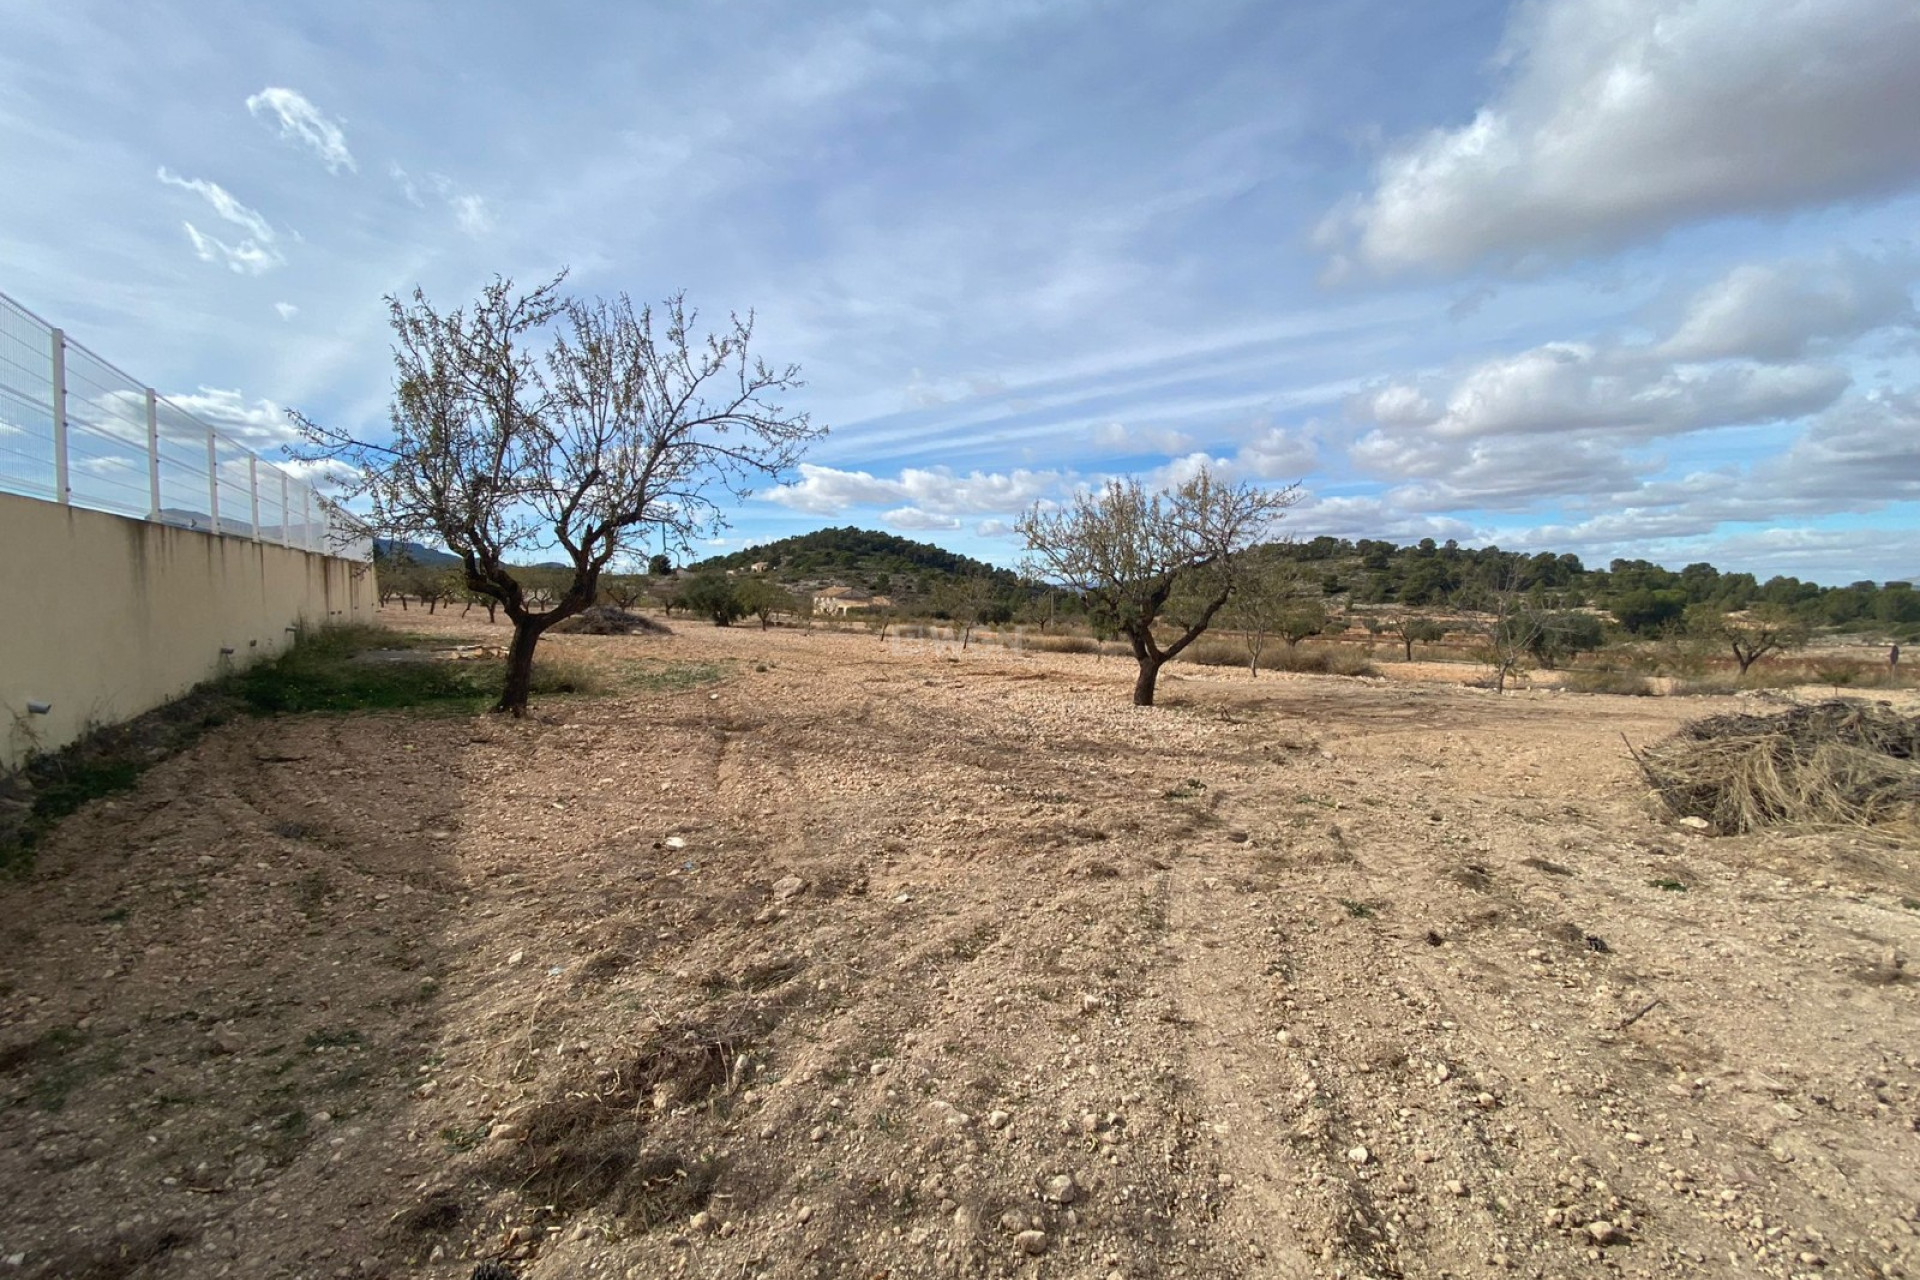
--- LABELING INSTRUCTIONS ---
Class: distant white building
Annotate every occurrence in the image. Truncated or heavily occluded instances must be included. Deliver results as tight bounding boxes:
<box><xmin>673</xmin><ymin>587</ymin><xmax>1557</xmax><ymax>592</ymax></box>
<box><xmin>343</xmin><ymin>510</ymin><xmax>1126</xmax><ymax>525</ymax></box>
<box><xmin>812</xmin><ymin>585</ymin><xmax>876</xmax><ymax>615</ymax></box>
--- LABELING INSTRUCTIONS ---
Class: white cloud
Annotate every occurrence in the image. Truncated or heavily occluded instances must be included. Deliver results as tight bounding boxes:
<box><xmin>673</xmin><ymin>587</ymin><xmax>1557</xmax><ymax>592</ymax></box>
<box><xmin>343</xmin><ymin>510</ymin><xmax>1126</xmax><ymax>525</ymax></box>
<box><xmin>1657</xmin><ymin>251</ymin><xmax>1918</xmax><ymax>362</ymax></box>
<box><xmin>1286</xmin><ymin>494</ymin><xmax>1478</xmax><ymax>544</ymax></box>
<box><xmin>158</xmin><ymin>168</ymin><xmax>283</xmax><ymax>274</ymax></box>
<box><xmin>273</xmin><ymin>302</ymin><xmax>299</xmax><ymax>321</ymax></box>
<box><xmin>1325</xmin><ymin>0</ymin><xmax>1920</xmax><ymax>273</ymax></box>
<box><xmin>157</xmin><ymin>168</ymin><xmax>274</xmax><ymax>241</ymax></box>
<box><xmin>245</xmin><ymin>87</ymin><xmax>356</xmax><ymax>175</ymax></box>
<box><xmin>883</xmin><ymin>506</ymin><xmax>963</xmax><ymax>531</ymax></box>
<box><xmin>1233</xmin><ymin>426</ymin><xmax>1317</xmax><ymax>480</ymax></box>
<box><xmin>765</xmin><ymin>463</ymin><xmax>1059</xmax><ymax>516</ymax></box>
<box><xmin>1093</xmin><ymin>421</ymin><xmax>1196</xmax><ymax>455</ymax></box>
<box><xmin>1367</xmin><ymin>434</ymin><xmax>1649</xmax><ymax>511</ymax></box>
<box><xmin>1757</xmin><ymin>388</ymin><xmax>1920</xmax><ymax>505</ymax></box>
<box><xmin>1422</xmin><ymin>345</ymin><xmax>1846</xmax><ymax>441</ymax></box>
<box><xmin>1362</xmin><ymin>385</ymin><xmax>1438</xmax><ymax>428</ymax></box>
<box><xmin>181</xmin><ymin>223</ymin><xmax>282</xmax><ymax>275</ymax></box>
<box><xmin>450</xmin><ymin>193</ymin><xmax>492</xmax><ymax>236</ymax></box>
<box><xmin>389</xmin><ymin>162</ymin><xmax>424</xmax><ymax>206</ymax></box>
<box><xmin>975</xmin><ymin>519</ymin><xmax>1016</xmax><ymax>538</ymax></box>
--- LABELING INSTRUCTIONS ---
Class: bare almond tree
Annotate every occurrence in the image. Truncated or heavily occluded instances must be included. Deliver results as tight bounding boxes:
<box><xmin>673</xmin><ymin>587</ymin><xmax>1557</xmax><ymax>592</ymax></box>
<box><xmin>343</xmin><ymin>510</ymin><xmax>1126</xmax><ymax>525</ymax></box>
<box><xmin>295</xmin><ymin>273</ymin><xmax>822</xmax><ymax>715</ymax></box>
<box><xmin>1697</xmin><ymin>605</ymin><xmax>1807</xmax><ymax>675</ymax></box>
<box><xmin>1224</xmin><ymin>555</ymin><xmax>1303</xmax><ymax>676</ymax></box>
<box><xmin>1018</xmin><ymin>470</ymin><xmax>1299</xmax><ymax>705</ymax></box>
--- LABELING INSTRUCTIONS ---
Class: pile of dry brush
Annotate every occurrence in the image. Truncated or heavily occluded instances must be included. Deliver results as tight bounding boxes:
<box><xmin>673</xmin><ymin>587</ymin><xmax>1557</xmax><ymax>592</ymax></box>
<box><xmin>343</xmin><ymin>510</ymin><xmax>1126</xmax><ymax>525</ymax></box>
<box><xmin>550</xmin><ymin>606</ymin><xmax>673</xmax><ymax>636</ymax></box>
<box><xmin>1634</xmin><ymin>699</ymin><xmax>1920</xmax><ymax>834</ymax></box>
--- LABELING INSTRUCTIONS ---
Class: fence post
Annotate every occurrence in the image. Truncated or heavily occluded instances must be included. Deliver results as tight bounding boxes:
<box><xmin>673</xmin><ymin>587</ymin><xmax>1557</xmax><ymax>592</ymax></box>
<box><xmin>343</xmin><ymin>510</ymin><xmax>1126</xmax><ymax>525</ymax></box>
<box><xmin>302</xmin><ymin>487</ymin><xmax>312</xmax><ymax>552</ymax></box>
<box><xmin>279</xmin><ymin>472</ymin><xmax>291</xmax><ymax>546</ymax></box>
<box><xmin>248</xmin><ymin>456</ymin><xmax>260</xmax><ymax>540</ymax></box>
<box><xmin>145</xmin><ymin>389</ymin><xmax>161</xmax><ymax>520</ymax></box>
<box><xmin>206</xmin><ymin>430</ymin><xmax>220</xmax><ymax>535</ymax></box>
<box><xmin>50</xmin><ymin>328</ymin><xmax>69</xmax><ymax>505</ymax></box>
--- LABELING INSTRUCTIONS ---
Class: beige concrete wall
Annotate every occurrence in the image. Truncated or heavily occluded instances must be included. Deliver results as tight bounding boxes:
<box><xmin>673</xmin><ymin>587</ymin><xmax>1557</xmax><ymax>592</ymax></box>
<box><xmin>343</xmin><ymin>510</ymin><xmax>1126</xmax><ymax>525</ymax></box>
<box><xmin>0</xmin><ymin>492</ymin><xmax>377</xmax><ymax>769</ymax></box>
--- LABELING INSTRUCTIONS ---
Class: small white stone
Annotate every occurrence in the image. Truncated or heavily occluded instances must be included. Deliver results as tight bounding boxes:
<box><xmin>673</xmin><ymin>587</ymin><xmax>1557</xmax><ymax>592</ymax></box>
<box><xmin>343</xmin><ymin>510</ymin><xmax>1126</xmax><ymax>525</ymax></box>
<box><xmin>1347</xmin><ymin>1146</ymin><xmax>1370</xmax><ymax>1165</ymax></box>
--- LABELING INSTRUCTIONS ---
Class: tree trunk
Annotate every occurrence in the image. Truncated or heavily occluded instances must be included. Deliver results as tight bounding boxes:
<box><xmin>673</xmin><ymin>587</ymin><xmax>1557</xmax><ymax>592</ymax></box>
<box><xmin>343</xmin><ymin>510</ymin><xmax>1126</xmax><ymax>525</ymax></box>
<box><xmin>1735</xmin><ymin>650</ymin><xmax>1755</xmax><ymax>675</ymax></box>
<box><xmin>1132</xmin><ymin>657</ymin><xmax>1163</xmax><ymax>706</ymax></box>
<box><xmin>1129</xmin><ymin>631</ymin><xmax>1164</xmax><ymax>705</ymax></box>
<box><xmin>499</xmin><ymin>616</ymin><xmax>547</xmax><ymax>717</ymax></box>
<box><xmin>1403</xmin><ymin>638</ymin><xmax>1414</xmax><ymax>662</ymax></box>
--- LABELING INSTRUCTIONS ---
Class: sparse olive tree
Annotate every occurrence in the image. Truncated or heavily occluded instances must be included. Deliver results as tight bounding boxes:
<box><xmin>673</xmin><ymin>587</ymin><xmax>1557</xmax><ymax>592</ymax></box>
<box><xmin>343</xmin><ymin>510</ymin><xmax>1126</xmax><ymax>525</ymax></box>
<box><xmin>295</xmin><ymin>273</ymin><xmax>821</xmax><ymax>715</ymax></box>
<box><xmin>1523</xmin><ymin>610</ymin><xmax>1605</xmax><ymax>669</ymax></box>
<box><xmin>679</xmin><ymin>574</ymin><xmax>745</xmax><ymax>626</ymax></box>
<box><xmin>1277</xmin><ymin>598</ymin><xmax>1329</xmax><ymax>650</ymax></box>
<box><xmin>734</xmin><ymin>577</ymin><xmax>795</xmax><ymax>629</ymax></box>
<box><xmin>1391</xmin><ymin>614</ymin><xmax>1447</xmax><ymax>662</ymax></box>
<box><xmin>1017</xmin><ymin>470</ymin><xmax>1300</xmax><ymax>706</ymax></box>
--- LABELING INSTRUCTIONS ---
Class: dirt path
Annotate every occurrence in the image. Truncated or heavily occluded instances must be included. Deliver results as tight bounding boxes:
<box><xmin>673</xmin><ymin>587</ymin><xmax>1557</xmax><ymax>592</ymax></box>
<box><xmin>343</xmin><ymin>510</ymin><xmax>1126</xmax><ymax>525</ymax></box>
<box><xmin>1</xmin><ymin>610</ymin><xmax>1915</xmax><ymax>1279</ymax></box>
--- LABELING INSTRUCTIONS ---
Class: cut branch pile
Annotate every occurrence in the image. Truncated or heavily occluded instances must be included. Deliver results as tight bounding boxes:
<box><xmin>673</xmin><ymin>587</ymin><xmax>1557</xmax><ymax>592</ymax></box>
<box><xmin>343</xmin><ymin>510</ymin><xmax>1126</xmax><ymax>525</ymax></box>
<box><xmin>1632</xmin><ymin>699</ymin><xmax>1920</xmax><ymax>834</ymax></box>
<box><xmin>550</xmin><ymin>606</ymin><xmax>672</xmax><ymax>636</ymax></box>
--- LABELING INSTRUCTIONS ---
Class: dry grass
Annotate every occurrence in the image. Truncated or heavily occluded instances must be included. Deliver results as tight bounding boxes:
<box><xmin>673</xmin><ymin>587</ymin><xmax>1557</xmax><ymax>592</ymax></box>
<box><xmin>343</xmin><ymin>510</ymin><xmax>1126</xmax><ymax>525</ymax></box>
<box><xmin>1173</xmin><ymin>639</ymin><xmax>1378</xmax><ymax>678</ymax></box>
<box><xmin>1632</xmin><ymin>699</ymin><xmax>1920</xmax><ymax>834</ymax></box>
<box><xmin>1019</xmin><ymin>632</ymin><xmax>1104</xmax><ymax>655</ymax></box>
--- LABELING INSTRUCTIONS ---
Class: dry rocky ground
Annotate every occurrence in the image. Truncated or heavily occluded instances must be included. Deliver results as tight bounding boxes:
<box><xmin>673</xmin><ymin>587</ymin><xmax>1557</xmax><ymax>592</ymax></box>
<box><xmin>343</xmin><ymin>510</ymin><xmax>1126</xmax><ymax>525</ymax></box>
<box><xmin>2</xmin><ymin>608</ymin><xmax>1917</xmax><ymax>1280</ymax></box>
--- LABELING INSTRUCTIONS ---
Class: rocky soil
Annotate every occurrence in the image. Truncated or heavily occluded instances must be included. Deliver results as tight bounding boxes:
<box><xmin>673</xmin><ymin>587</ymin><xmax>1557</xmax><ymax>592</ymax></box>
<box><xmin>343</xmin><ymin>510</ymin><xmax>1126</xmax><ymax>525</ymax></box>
<box><xmin>1</xmin><ymin>609</ymin><xmax>1916</xmax><ymax>1279</ymax></box>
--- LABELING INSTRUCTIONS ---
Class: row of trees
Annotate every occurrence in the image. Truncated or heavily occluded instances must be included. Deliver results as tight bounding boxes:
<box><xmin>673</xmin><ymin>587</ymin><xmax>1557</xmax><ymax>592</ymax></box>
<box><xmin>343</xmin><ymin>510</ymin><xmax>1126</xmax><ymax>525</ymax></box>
<box><xmin>1271</xmin><ymin>536</ymin><xmax>1920</xmax><ymax>632</ymax></box>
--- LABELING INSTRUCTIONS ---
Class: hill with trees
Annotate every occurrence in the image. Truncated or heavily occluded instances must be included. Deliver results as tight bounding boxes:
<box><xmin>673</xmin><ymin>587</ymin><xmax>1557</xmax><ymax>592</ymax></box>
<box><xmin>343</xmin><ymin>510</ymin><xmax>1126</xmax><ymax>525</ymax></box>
<box><xmin>377</xmin><ymin>524</ymin><xmax>1919</xmax><ymax>643</ymax></box>
<box><xmin>692</xmin><ymin>526</ymin><xmax>1020</xmax><ymax>597</ymax></box>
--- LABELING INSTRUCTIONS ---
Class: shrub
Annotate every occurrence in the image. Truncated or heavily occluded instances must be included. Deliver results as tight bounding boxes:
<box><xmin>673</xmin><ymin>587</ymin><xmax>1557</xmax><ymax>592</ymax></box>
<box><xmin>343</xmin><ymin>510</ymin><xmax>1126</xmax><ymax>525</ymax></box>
<box><xmin>1560</xmin><ymin>669</ymin><xmax>1656</xmax><ymax>696</ymax></box>
<box><xmin>1177</xmin><ymin>639</ymin><xmax>1244</xmax><ymax>668</ymax></box>
<box><xmin>1022</xmin><ymin>633</ymin><xmax>1100</xmax><ymax>655</ymax></box>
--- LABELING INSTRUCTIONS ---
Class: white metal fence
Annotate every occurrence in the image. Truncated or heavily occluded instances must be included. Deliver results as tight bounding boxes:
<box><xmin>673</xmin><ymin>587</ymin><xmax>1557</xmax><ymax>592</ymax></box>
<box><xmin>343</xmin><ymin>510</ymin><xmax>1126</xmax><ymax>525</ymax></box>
<box><xmin>0</xmin><ymin>289</ymin><xmax>372</xmax><ymax>560</ymax></box>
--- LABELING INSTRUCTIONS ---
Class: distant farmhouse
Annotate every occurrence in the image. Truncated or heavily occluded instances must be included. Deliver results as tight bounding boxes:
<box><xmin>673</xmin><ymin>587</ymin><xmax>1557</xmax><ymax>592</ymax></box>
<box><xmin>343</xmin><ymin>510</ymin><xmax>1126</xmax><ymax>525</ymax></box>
<box><xmin>812</xmin><ymin>585</ymin><xmax>892</xmax><ymax>616</ymax></box>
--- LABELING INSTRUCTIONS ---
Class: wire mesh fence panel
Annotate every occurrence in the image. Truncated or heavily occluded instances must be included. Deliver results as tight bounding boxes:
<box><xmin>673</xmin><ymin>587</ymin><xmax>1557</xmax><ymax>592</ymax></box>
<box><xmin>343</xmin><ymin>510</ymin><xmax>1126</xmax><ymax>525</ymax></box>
<box><xmin>153</xmin><ymin>400</ymin><xmax>216</xmax><ymax>532</ymax></box>
<box><xmin>61</xmin><ymin>342</ymin><xmax>154</xmax><ymax>518</ymax></box>
<box><xmin>215</xmin><ymin>441</ymin><xmax>255</xmax><ymax>539</ymax></box>
<box><xmin>0</xmin><ymin>298</ymin><xmax>57</xmax><ymax>502</ymax></box>
<box><xmin>0</xmin><ymin>288</ymin><xmax>372</xmax><ymax>558</ymax></box>
<box><xmin>257</xmin><ymin>472</ymin><xmax>286</xmax><ymax>545</ymax></box>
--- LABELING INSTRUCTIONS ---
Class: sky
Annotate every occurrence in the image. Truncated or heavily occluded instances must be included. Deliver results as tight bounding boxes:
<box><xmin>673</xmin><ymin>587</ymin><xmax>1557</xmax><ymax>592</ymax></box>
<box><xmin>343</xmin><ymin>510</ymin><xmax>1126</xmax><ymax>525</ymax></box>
<box><xmin>2</xmin><ymin>0</ymin><xmax>1918</xmax><ymax>585</ymax></box>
